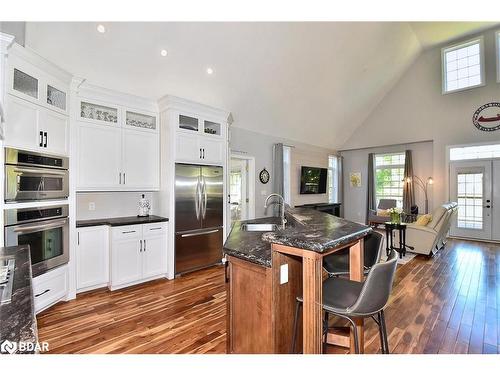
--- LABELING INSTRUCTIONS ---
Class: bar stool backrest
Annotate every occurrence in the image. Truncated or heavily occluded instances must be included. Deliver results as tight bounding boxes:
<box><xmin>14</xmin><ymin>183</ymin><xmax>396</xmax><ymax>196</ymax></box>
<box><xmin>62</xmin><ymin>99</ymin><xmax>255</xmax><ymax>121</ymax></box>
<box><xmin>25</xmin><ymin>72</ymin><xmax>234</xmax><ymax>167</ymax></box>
<box><xmin>363</xmin><ymin>231</ymin><xmax>384</xmax><ymax>269</ymax></box>
<box><xmin>347</xmin><ymin>250</ymin><xmax>398</xmax><ymax>316</ymax></box>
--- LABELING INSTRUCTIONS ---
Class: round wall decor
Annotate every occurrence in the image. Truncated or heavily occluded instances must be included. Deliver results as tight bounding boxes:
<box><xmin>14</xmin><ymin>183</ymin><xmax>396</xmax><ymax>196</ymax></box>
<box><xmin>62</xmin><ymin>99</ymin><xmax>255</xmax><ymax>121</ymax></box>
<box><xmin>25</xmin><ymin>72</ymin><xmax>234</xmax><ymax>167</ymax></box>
<box><xmin>472</xmin><ymin>102</ymin><xmax>500</xmax><ymax>132</ymax></box>
<box><xmin>259</xmin><ymin>168</ymin><xmax>270</xmax><ymax>184</ymax></box>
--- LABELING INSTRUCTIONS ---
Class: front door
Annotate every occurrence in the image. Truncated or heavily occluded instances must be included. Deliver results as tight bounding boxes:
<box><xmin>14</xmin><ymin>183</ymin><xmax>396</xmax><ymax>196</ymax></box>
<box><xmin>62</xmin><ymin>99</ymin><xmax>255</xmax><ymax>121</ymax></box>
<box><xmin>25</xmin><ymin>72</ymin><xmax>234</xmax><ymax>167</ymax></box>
<box><xmin>450</xmin><ymin>160</ymin><xmax>492</xmax><ymax>240</ymax></box>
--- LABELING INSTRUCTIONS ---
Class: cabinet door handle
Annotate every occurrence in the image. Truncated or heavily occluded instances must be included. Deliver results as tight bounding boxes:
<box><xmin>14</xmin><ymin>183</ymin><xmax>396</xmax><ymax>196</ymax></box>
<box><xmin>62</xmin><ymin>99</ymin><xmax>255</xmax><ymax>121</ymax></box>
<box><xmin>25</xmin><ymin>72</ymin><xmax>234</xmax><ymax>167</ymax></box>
<box><xmin>199</xmin><ymin>148</ymin><xmax>202</xmax><ymax>159</ymax></box>
<box><xmin>202</xmin><ymin>148</ymin><xmax>205</xmax><ymax>159</ymax></box>
<box><xmin>77</xmin><ymin>232</ymin><xmax>80</xmax><ymax>245</ymax></box>
<box><xmin>35</xmin><ymin>289</ymin><xmax>51</xmax><ymax>298</ymax></box>
<box><xmin>44</xmin><ymin>132</ymin><xmax>48</xmax><ymax>147</ymax></box>
<box><xmin>119</xmin><ymin>172</ymin><xmax>122</xmax><ymax>184</ymax></box>
<box><xmin>144</xmin><ymin>239</ymin><xmax>146</xmax><ymax>252</ymax></box>
<box><xmin>123</xmin><ymin>173</ymin><xmax>126</xmax><ymax>185</ymax></box>
<box><xmin>122</xmin><ymin>230</ymin><xmax>136</xmax><ymax>234</ymax></box>
<box><xmin>140</xmin><ymin>239</ymin><xmax>143</xmax><ymax>252</ymax></box>
<box><xmin>39</xmin><ymin>131</ymin><xmax>44</xmax><ymax>147</ymax></box>
<box><xmin>149</xmin><ymin>227</ymin><xmax>162</xmax><ymax>231</ymax></box>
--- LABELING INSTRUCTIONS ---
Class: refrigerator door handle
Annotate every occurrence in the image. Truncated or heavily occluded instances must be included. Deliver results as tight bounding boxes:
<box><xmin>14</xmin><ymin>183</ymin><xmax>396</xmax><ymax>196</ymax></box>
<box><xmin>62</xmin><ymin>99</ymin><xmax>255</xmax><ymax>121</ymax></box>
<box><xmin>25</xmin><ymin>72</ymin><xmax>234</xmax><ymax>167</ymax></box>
<box><xmin>202</xmin><ymin>176</ymin><xmax>208</xmax><ymax>219</ymax></box>
<box><xmin>195</xmin><ymin>176</ymin><xmax>201</xmax><ymax>220</ymax></box>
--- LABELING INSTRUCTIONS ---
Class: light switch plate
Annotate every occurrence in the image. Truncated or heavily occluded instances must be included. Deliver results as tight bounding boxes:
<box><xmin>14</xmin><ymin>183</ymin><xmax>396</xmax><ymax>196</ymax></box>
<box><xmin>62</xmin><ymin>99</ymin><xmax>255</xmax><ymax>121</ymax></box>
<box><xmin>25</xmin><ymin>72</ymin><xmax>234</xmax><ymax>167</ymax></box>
<box><xmin>88</xmin><ymin>202</ymin><xmax>95</xmax><ymax>211</ymax></box>
<box><xmin>280</xmin><ymin>263</ymin><xmax>288</xmax><ymax>284</ymax></box>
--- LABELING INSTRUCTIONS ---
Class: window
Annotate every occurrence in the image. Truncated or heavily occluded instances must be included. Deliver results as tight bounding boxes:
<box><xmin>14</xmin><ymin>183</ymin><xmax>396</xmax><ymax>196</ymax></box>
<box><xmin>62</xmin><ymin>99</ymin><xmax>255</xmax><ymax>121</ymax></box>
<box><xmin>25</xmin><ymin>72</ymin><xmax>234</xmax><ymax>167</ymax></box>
<box><xmin>456</xmin><ymin>172</ymin><xmax>483</xmax><ymax>229</ymax></box>
<box><xmin>450</xmin><ymin>143</ymin><xmax>500</xmax><ymax>161</ymax></box>
<box><xmin>442</xmin><ymin>37</ymin><xmax>484</xmax><ymax>94</ymax></box>
<box><xmin>283</xmin><ymin>146</ymin><xmax>292</xmax><ymax>205</ymax></box>
<box><xmin>327</xmin><ymin>155</ymin><xmax>339</xmax><ymax>203</ymax></box>
<box><xmin>374</xmin><ymin>153</ymin><xmax>405</xmax><ymax>208</ymax></box>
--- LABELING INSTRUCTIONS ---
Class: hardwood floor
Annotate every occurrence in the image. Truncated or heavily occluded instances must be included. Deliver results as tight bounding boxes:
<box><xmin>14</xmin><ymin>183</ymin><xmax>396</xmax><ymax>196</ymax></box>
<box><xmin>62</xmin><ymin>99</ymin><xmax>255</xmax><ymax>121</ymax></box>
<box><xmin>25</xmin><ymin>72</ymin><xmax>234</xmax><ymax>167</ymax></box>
<box><xmin>37</xmin><ymin>239</ymin><xmax>500</xmax><ymax>354</ymax></box>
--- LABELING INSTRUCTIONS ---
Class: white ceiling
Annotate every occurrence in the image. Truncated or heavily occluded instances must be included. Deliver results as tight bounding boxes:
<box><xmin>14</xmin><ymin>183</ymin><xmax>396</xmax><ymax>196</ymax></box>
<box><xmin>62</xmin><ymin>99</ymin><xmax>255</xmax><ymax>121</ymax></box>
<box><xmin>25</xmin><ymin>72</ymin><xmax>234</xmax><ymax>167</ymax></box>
<box><xmin>24</xmin><ymin>22</ymin><xmax>498</xmax><ymax>150</ymax></box>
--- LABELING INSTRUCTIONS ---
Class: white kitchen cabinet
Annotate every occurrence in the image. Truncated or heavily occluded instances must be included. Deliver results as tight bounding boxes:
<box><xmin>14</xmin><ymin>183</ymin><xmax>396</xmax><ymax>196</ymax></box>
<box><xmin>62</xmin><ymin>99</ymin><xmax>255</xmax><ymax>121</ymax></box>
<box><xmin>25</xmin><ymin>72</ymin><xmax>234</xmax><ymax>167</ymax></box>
<box><xmin>175</xmin><ymin>133</ymin><xmax>225</xmax><ymax>165</ymax></box>
<box><xmin>123</xmin><ymin>128</ymin><xmax>159</xmax><ymax>189</ymax></box>
<box><xmin>33</xmin><ymin>265</ymin><xmax>68</xmax><ymax>314</ymax></box>
<box><xmin>77</xmin><ymin>122</ymin><xmax>122</xmax><ymax>189</ymax></box>
<box><xmin>76</xmin><ymin>95</ymin><xmax>159</xmax><ymax>191</ymax></box>
<box><xmin>76</xmin><ymin>226</ymin><xmax>109</xmax><ymax>292</ymax></box>
<box><xmin>3</xmin><ymin>94</ymin><xmax>69</xmax><ymax>155</ymax></box>
<box><xmin>142</xmin><ymin>223</ymin><xmax>168</xmax><ymax>279</ymax></box>
<box><xmin>111</xmin><ymin>225</ymin><xmax>143</xmax><ymax>288</ymax></box>
<box><xmin>110</xmin><ymin>223</ymin><xmax>167</xmax><ymax>290</ymax></box>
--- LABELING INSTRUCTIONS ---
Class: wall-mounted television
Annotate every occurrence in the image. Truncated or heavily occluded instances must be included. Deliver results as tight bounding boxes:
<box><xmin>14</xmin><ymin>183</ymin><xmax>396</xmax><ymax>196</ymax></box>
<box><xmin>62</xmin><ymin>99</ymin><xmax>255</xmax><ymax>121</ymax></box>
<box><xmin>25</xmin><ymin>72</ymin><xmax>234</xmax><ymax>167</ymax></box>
<box><xmin>300</xmin><ymin>166</ymin><xmax>327</xmax><ymax>194</ymax></box>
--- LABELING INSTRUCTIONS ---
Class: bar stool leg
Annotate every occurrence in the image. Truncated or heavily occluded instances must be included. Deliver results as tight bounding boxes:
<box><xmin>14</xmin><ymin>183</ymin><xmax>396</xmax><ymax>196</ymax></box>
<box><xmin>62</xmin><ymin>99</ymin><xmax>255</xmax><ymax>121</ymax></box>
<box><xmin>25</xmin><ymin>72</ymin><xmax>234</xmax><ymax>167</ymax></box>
<box><xmin>377</xmin><ymin>312</ymin><xmax>386</xmax><ymax>354</ymax></box>
<box><xmin>380</xmin><ymin>310</ymin><xmax>389</xmax><ymax>354</ymax></box>
<box><xmin>290</xmin><ymin>300</ymin><xmax>301</xmax><ymax>354</ymax></box>
<box><xmin>346</xmin><ymin>317</ymin><xmax>360</xmax><ymax>354</ymax></box>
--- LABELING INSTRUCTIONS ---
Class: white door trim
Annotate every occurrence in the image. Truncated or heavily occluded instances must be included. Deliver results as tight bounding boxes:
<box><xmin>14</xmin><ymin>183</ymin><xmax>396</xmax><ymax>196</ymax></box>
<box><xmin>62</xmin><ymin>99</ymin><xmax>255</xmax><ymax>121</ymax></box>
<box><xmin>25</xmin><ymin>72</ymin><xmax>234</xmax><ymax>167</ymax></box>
<box><xmin>229</xmin><ymin>153</ymin><xmax>256</xmax><ymax>223</ymax></box>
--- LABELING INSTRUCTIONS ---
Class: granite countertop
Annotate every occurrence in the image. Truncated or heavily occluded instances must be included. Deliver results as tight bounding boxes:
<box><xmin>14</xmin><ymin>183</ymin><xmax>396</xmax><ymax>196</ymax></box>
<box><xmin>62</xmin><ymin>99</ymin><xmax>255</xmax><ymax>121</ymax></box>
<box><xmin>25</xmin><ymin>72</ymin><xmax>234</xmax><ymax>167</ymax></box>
<box><xmin>76</xmin><ymin>215</ymin><xmax>169</xmax><ymax>228</ymax></box>
<box><xmin>0</xmin><ymin>245</ymin><xmax>37</xmax><ymax>354</ymax></box>
<box><xmin>223</xmin><ymin>207</ymin><xmax>371</xmax><ymax>268</ymax></box>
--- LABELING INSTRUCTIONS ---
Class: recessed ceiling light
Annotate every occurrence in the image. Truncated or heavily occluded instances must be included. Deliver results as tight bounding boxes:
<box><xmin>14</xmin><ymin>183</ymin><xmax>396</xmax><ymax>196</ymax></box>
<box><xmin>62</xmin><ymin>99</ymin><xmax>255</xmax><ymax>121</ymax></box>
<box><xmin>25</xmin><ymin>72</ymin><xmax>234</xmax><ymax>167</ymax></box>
<box><xmin>97</xmin><ymin>24</ymin><xmax>106</xmax><ymax>33</ymax></box>
<box><xmin>160</xmin><ymin>49</ymin><xmax>168</xmax><ymax>57</ymax></box>
<box><xmin>206</xmin><ymin>67</ymin><xmax>214</xmax><ymax>75</ymax></box>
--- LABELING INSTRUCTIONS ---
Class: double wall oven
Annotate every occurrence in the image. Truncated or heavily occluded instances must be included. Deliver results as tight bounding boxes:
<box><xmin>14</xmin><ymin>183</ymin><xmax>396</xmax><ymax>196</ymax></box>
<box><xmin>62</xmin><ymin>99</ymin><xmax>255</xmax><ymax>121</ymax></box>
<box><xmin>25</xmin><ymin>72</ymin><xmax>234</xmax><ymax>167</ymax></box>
<box><xmin>4</xmin><ymin>148</ymin><xmax>70</xmax><ymax>276</ymax></box>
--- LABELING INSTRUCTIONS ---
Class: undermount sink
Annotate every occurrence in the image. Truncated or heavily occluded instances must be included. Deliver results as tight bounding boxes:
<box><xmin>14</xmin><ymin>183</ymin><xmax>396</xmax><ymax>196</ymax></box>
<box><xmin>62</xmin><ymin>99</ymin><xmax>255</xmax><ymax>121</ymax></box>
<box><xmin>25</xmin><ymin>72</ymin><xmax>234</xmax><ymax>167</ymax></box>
<box><xmin>240</xmin><ymin>223</ymin><xmax>279</xmax><ymax>232</ymax></box>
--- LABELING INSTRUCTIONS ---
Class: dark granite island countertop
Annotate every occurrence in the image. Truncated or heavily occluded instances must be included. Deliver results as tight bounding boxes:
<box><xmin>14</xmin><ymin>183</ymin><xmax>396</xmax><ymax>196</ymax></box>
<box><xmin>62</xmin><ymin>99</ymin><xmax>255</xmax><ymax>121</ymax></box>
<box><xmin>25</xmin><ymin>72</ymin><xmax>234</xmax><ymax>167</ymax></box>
<box><xmin>0</xmin><ymin>245</ymin><xmax>38</xmax><ymax>354</ymax></box>
<box><xmin>76</xmin><ymin>215</ymin><xmax>169</xmax><ymax>228</ymax></box>
<box><xmin>223</xmin><ymin>207</ymin><xmax>371</xmax><ymax>268</ymax></box>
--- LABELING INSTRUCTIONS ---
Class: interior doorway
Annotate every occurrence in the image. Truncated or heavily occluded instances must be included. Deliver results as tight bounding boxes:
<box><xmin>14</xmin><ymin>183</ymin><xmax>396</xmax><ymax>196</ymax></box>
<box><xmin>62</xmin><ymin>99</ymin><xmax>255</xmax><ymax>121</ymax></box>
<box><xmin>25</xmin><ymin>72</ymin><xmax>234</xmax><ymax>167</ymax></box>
<box><xmin>228</xmin><ymin>154</ymin><xmax>255</xmax><ymax>225</ymax></box>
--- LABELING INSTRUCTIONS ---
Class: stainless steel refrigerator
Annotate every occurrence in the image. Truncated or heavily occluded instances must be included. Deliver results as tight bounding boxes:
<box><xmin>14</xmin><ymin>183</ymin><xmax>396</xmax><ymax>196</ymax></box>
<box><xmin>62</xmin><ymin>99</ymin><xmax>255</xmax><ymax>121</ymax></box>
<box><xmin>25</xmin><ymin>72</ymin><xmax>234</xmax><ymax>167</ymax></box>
<box><xmin>175</xmin><ymin>163</ymin><xmax>224</xmax><ymax>275</ymax></box>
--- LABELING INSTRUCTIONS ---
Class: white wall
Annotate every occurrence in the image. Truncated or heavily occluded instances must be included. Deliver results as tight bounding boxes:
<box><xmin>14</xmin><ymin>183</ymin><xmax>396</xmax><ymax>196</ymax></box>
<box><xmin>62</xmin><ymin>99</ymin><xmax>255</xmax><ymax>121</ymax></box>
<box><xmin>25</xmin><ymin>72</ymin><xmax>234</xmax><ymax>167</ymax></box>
<box><xmin>229</xmin><ymin>127</ymin><xmax>335</xmax><ymax>218</ymax></box>
<box><xmin>341</xmin><ymin>27</ymin><xmax>500</xmax><ymax>210</ymax></box>
<box><xmin>340</xmin><ymin>141</ymin><xmax>434</xmax><ymax>223</ymax></box>
<box><xmin>76</xmin><ymin>192</ymin><xmax>160</xmax><ymax>220</ymax></box>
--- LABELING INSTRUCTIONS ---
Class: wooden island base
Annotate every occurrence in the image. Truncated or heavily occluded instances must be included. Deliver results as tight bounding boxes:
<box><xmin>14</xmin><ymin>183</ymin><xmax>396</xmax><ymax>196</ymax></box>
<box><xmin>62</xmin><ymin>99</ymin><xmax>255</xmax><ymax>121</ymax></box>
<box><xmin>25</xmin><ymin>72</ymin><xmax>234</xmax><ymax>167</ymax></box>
<box><xmin>226</xmin><ymin>238</ymin><xmax>364</xmax><ymax>354</ymax></box>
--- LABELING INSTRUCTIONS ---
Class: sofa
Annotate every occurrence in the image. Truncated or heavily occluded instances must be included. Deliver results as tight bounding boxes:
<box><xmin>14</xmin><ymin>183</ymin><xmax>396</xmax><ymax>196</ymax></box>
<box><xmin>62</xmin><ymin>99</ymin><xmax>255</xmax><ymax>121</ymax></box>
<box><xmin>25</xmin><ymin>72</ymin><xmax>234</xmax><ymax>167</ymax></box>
<box><xmin>367</xmin><ymin>199</ymin><xmax>397</xmax><ymax>227</ymax></box>
<box><xmin>404</xmin><ymin>202</ymin><xmax>458</xmax><ymax>256</ymax></box>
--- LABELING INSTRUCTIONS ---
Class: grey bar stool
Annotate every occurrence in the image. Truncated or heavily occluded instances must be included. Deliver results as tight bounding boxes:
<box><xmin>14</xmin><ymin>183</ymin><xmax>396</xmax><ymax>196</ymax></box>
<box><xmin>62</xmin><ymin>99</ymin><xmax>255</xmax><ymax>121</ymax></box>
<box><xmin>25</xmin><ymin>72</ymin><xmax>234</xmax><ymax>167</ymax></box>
<box><xmin>323</xmin><ymin>231</ymin><xmax>384</xmax><ymax>277</ymax></box>
<box><xmin>291</xmin><ymin>250</ymin><xmax>398</xmax><ymax>354</ymax></box>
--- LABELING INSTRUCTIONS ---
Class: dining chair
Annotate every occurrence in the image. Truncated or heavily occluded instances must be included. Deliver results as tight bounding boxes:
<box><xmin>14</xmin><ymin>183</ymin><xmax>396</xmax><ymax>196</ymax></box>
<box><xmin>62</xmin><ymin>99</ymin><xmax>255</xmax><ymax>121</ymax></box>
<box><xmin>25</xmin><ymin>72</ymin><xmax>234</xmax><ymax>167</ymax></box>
<box><xmin>290</xmin><ymin>250</ymin><xmax>398</xmax><ymax>354</ymax></box>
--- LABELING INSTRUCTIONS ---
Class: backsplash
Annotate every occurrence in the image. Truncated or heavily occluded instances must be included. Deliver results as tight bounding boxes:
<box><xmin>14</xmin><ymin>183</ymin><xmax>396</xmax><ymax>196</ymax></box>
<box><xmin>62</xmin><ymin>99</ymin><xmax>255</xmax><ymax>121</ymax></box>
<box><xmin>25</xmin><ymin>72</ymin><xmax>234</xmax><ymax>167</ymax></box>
<box><xmin>76</xmin><ymin>192</ymin><xmax>161</xmax><ymax>220</ymax></box>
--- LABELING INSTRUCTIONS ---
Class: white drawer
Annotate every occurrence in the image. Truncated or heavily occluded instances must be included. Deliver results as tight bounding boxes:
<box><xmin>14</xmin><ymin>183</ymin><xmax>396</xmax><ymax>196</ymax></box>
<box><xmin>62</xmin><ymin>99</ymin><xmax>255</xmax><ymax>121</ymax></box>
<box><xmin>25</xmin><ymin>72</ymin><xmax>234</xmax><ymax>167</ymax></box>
<box><xmin>111</xmin><ymin>224</ymin><xmax>142</xmax><ymax>240</ymax></box>
<box><xmin>143</xmin><ymin>222</ymin><xmax>167</xmax><ymax>237</ymax></box>
<box><xmin>33</xmin><ymin>266</ymin><xmax>68</xmax><ymax>313</ymax></box>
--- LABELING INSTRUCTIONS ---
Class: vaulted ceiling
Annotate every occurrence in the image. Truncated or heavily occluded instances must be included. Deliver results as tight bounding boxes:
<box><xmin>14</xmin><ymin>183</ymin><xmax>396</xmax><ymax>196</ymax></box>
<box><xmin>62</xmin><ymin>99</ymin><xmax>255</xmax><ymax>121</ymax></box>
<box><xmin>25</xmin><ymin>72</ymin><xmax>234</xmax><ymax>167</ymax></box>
<box><xmin>24</xmin><ymin>22</ymin><xmax>498</xmax><ymax>150</ymax></box>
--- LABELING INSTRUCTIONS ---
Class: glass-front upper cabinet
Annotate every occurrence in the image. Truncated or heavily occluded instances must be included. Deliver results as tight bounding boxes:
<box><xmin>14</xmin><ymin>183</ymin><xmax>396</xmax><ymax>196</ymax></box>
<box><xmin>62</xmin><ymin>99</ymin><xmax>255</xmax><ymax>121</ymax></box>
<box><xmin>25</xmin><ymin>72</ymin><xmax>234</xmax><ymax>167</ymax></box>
<box><xmin>12</xmin><ymin>68</ymin><xmax>39</xmax><ymax>100</ymax></box>
<box><xmin>203</xmin><ymin>120</ymin><xmax>221</xmax><ymax>136</ymax></box>
<box><xmin>126</xmin><ymin>110</ymin><xmax>157</xmax><ymax>131</ymax></box>
<box><xmin>178</xmin><ymin>114</ymin><xmax>199</xmax><ymax>132</ymax></box>
<box><xmin>46</xmin><ymin>85</ymin><xmax>67</xmax><ymax>111</ymax></box>
<box><xmin>80</xmin><ymin>101</ymin><xmax>119</xmax><ymax>124</ymax></box>
<box><xmin>10</xmin><ymin>65</ymin><xmax>69</xmax><ymax>114</ymax></box>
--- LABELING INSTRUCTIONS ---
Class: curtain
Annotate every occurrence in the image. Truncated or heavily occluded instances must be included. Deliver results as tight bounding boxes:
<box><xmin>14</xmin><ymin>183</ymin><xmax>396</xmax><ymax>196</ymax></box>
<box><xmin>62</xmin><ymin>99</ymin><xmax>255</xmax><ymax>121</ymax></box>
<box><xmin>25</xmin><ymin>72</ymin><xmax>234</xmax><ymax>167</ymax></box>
<box><xmin>403</xmin><ymin>149</ymin><xmax>415</xmax><ymax>214</ymax></box>
<box><xmin>272</xmin><ymin>143</ymin><xmax>284</xmax><ymax>216</ymax></box>
<box><xmin>366</xmin><ymin>153</ymin><xmax>375</xmax><ymax>224</ymax></box>
<box><xmin>338</xmin><ymin>156</ymin><xmax>344</xmax><ymax>217</ymax></box>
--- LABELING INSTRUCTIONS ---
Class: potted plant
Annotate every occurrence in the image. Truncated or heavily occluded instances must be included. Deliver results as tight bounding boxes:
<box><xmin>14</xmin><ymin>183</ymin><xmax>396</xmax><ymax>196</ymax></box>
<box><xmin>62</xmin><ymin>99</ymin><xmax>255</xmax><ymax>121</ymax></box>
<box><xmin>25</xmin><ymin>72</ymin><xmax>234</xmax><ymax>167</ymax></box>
<box><xmin>387</xmin><ymin>207</ymin><xmax>403</xmax><ymax>224</ymax></box>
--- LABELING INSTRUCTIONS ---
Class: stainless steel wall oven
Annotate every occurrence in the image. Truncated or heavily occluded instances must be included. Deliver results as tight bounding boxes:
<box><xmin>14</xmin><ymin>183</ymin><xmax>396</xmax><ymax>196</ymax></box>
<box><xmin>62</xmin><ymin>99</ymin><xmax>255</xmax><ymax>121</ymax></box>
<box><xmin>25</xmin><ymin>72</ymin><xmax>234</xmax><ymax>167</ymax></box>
<box><xmin>5</xmin><ymin>147</ymin><xmax>69</xmax><ymax>202</ymax></box>
<box><xmin>4</xmin><ymin>204</ymin><xmax>69</xmax><ymax>277</ymax></box>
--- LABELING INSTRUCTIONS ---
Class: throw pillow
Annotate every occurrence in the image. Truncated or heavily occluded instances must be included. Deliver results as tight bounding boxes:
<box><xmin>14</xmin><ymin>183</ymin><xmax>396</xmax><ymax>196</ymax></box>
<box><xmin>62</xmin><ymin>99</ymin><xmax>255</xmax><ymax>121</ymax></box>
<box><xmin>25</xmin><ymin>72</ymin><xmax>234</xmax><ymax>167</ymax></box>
<box><xmin>415</xmin><ymin>214</ymin><xmax>432</xmax><ymax>226</ymax></box>
<box><xmin>377</xmin><ymin>209</ymin><xmax>390</xmax><ymax>217</ymax></box>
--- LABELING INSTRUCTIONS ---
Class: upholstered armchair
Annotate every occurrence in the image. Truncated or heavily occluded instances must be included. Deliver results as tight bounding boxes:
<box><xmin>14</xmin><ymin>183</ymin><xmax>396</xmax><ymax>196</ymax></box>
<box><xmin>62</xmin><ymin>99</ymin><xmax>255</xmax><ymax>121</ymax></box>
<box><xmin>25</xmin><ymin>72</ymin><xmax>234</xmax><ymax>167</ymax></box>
<box><xmin>367</xmin><ymin>199</ymin><xmax>397</xmax><ymax>227</ymax></box>
<box><xmin>404</xmin><ymin>202</ymin><xmax>458</xmax><ymax>256</ymax></box>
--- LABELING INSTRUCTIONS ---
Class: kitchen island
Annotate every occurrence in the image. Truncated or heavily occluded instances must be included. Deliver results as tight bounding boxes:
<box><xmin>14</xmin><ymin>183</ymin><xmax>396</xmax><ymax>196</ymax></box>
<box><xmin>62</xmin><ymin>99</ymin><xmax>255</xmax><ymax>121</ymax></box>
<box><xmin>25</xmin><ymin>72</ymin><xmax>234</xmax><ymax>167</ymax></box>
<box><xmin>223</xmin><ymin>208</ymin><xmax>371</xmax><ymax>354</ymax></box>
<box><xmin>0</xmin><ymin>245</ymin><xmax>38</xmax><ymax>354</ymax></box>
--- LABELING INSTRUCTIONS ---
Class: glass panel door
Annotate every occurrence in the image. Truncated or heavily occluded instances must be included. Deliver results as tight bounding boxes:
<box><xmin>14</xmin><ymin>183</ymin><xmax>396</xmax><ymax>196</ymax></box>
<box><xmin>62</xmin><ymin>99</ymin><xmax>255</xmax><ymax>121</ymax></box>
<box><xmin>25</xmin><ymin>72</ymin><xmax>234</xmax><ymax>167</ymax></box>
<box><xmin>450</xmin><ymin>160</ymin><xmax>492</xmax><ymax>240</ymax></box>
<box><xmin>179</xmin><ymin>115</ymin><xmax>199</xmax><ymax>132</ymax></box>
